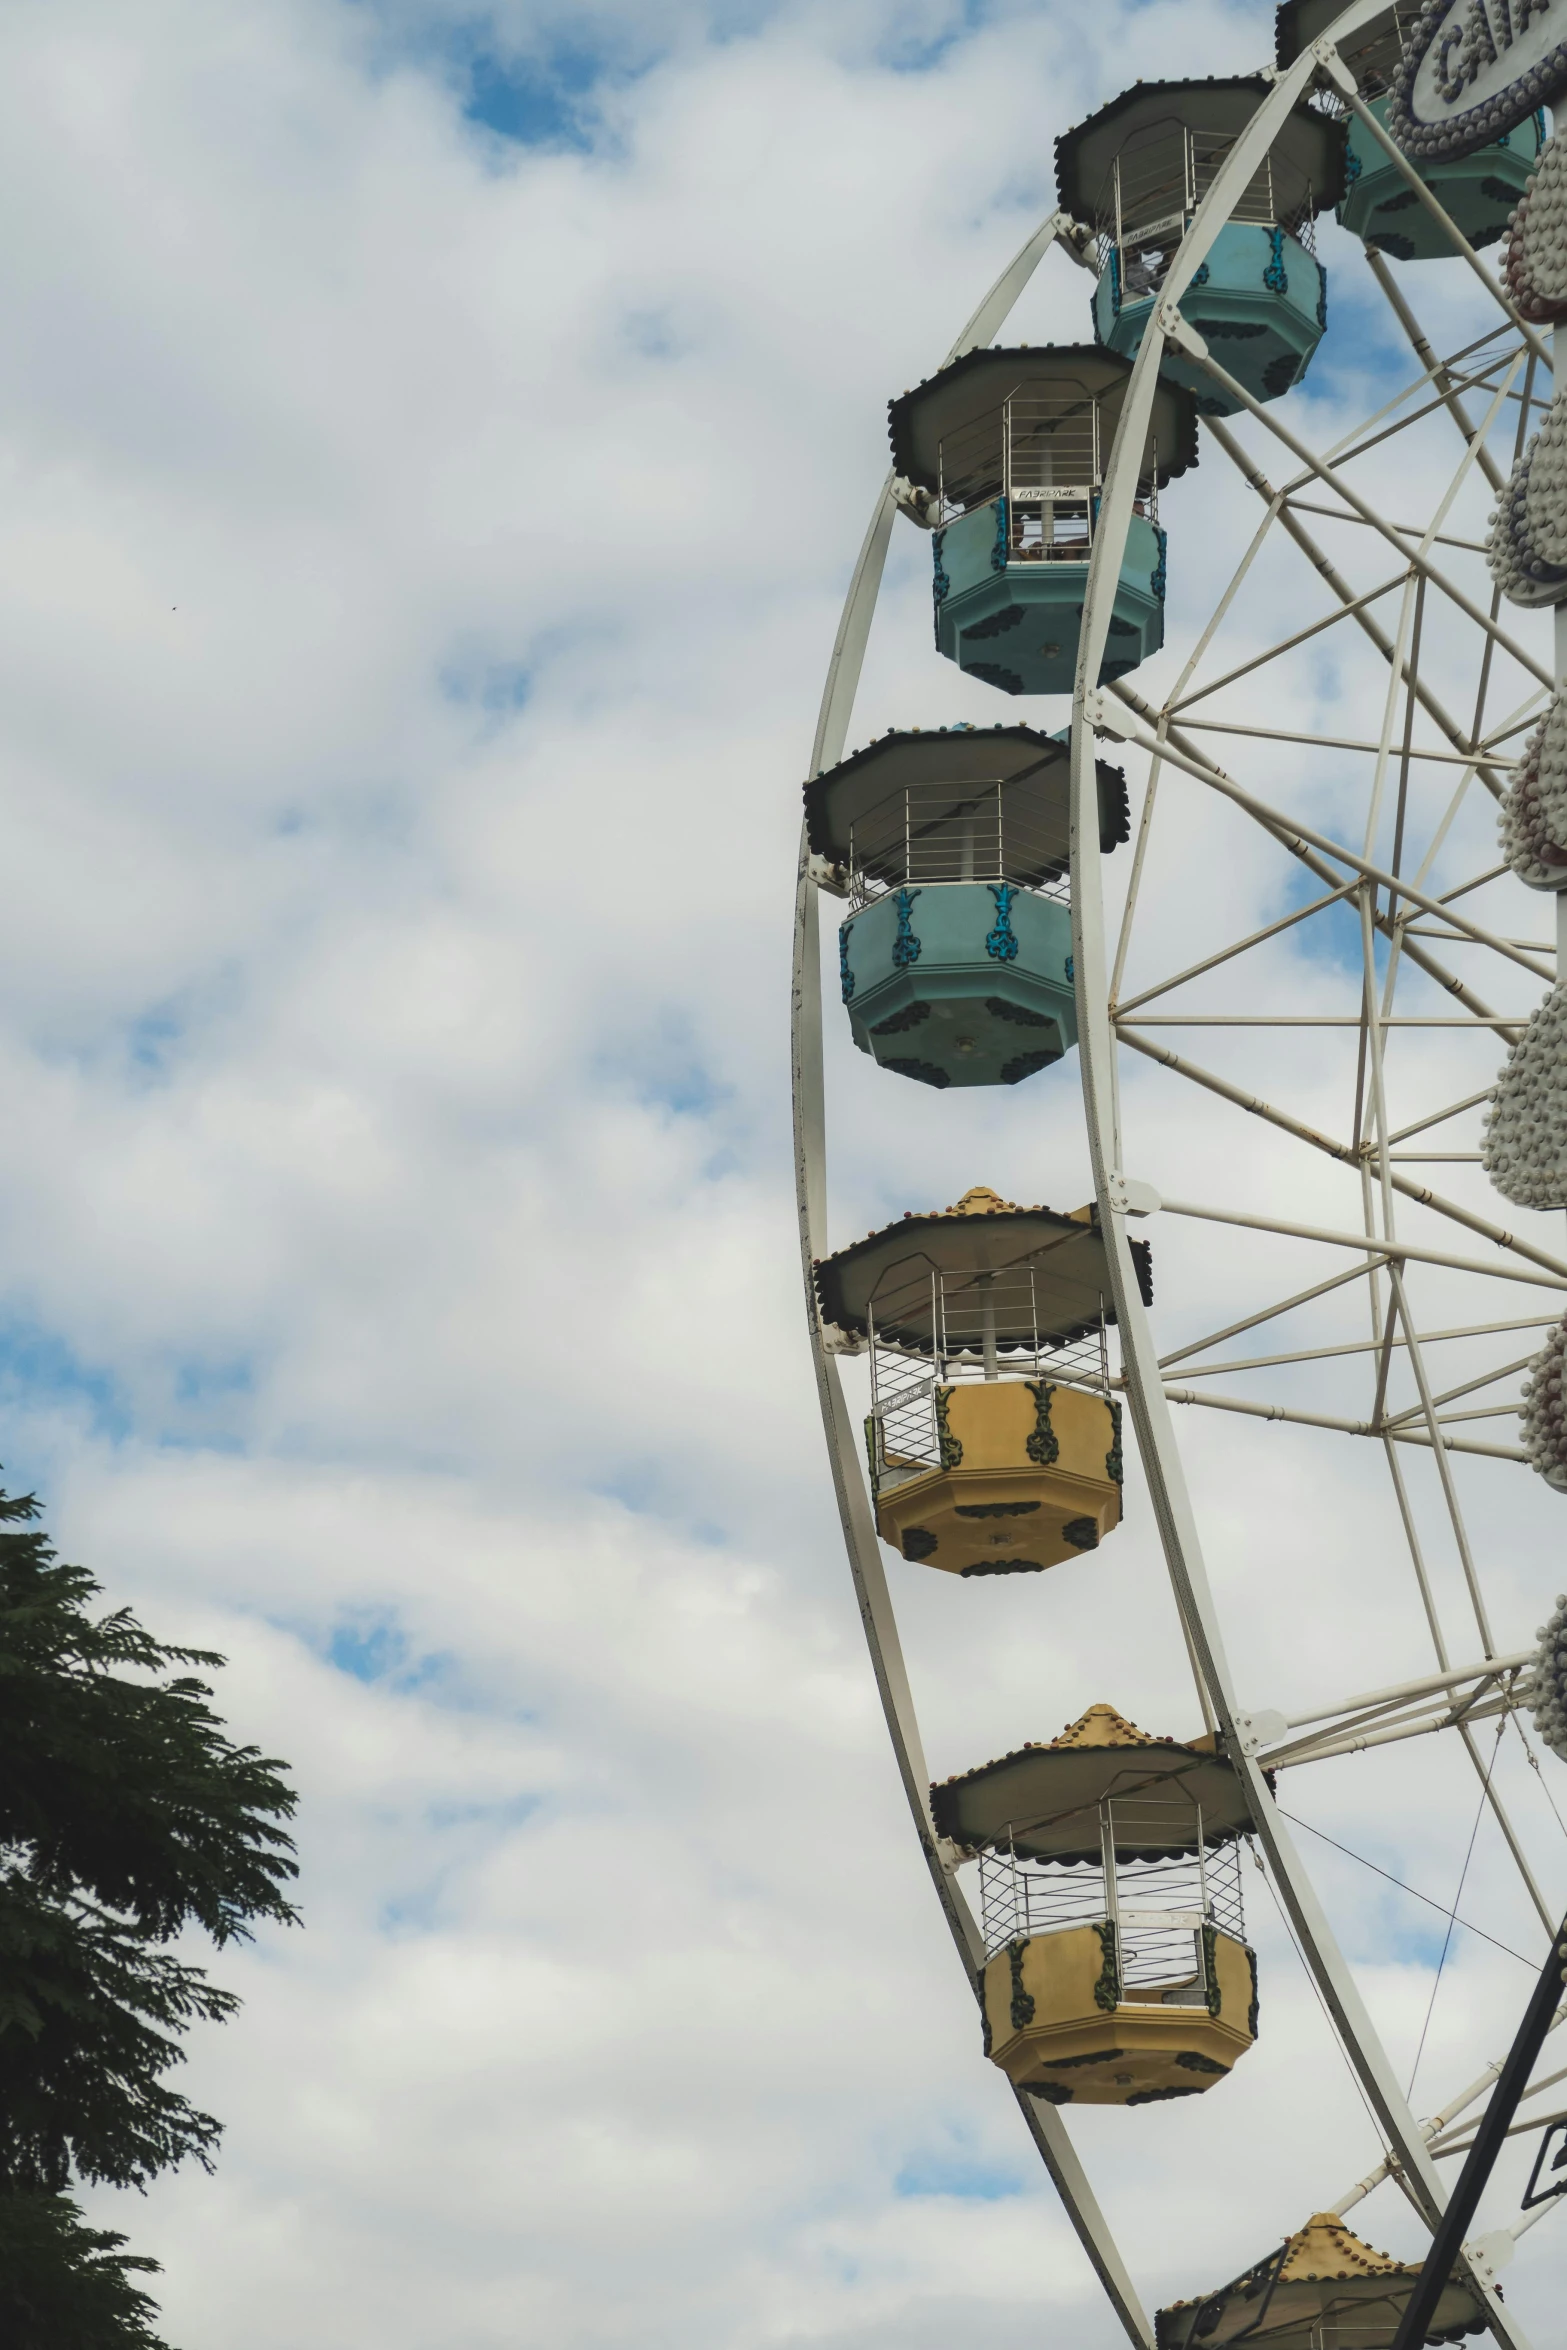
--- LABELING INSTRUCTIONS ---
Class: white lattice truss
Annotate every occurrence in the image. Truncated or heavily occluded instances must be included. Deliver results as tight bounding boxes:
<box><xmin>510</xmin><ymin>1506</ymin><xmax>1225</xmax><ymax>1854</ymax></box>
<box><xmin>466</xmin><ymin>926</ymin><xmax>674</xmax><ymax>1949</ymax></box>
<box><xmin>792</xmin><ymin>13</ymin><xmax>1567</xmax><ymax>2348</ymax></box>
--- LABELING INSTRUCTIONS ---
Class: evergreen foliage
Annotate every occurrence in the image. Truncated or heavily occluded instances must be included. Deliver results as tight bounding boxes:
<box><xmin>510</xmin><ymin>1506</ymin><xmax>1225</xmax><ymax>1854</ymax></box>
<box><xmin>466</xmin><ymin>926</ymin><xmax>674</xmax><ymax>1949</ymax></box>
<box><xmin>0</xmin><ymin>1871</ymin><xmax>234</xmax><ymax>2189</ymax></box>
<box><xmin>0</xmin><ymin>1480</ymin><xmax>301</xmax><ymax>2345</ymax></box>
<box><xmin>0</xmin><ymin>2193</ymin><xmax>169</xmax><ymax>2350</ymax></box>
<box><xmin>0</xmin><ymin>1486</ymin><xmax>298</xmax><ymax>1942</ymax></box>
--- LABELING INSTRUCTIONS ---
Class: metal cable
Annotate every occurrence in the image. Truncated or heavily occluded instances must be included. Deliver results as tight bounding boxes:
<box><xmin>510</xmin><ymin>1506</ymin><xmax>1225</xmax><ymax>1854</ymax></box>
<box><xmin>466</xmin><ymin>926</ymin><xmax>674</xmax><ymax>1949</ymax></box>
<box><xmin>1513</xmin><ymin>1712</ymin><xmax>1567</xmax><ymax>1845</ymax></box>
<box><xmin>1277</xmin><ymin>1804</ymin><xmax>1534</xmax><ymax>1969</ymax></box>
<box><xmin>1406</xmin><ymin>1721</ymin><xmax>1508</xmax><ymax>2100</ymax></box>
<box><xmin>1250</xmin><ymin>1839</ymin><xmax>1389</xmax><ymax>2148</ymax></box>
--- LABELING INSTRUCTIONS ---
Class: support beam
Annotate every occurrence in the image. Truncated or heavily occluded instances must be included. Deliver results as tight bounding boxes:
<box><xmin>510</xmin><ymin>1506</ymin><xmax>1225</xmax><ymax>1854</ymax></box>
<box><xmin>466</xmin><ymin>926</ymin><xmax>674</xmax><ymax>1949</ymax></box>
<box><xmin>1390</xmin><ymin>1918</ymin><xmax>1567</xmax><ymax>2349</ymax></box>
<box><xmin>1156</xmin><ymin>1197</ymin><xmax>1567</xmax><ymax>1292</ymax></box>
<box><xmin>1116</xmin><ymin>1030</ymin><xmax>1567</xmax><ymax>1278</ymax></box>
<box><xmin>1334</xmin><ymin>2013</ymin><xmax>1567</xmax><ymax>2216</ymax></box>
<box><xmin>794</xmin><ymin>208</ymin><xmax>1155</xmax><ymax>2349</ymax></box>
<box><xmin>1359</xmin><ymin>245</ymin><xmax>1508</xmax><ymax>497</ymax></box>
<box><xmin>1111</xmin><ymin>673</ymin><xmax>1523</xmax><ymax>1036</ymax></box>
<box><xmin>1072</xmin><ymin>48</ymin><xmax>1533</xmax><ymax>2340</ymax></box>
<box><xmin>1278</xmin><ymin>1654</ymin><xmax>1536</xmax><ymax>1736</ymax></box>
<box><xmin>1198</xmin><ymin>420</ymin><xmax>1514</xmax><ymax>801</ymax></box>
<box><xmin>1164</xmin><ymin>318</ymin><xmax>1548</xmax><ymax>688</ymax></box>
<box><xmin>1157</xmin><ymin>1381</ymin><xmax>1528</xmax><ymax>1462</ymax></box>
<box><xmin>1098</xmin><ymin>709</ymin><xmax>1553</xmax><ymax>987</ymax></box>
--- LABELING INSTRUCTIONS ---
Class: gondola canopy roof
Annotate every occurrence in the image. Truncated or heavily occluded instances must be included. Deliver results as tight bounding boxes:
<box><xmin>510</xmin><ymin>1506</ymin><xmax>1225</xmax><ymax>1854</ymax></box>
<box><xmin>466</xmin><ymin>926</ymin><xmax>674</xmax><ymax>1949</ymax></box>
<box><xmin>1275</xmin><ymin>1</ymin><xmax>1404</xmax><ymax>95</ymax></box>
<box><xmin>1155</xmin><ymin>2211</ymin><xmax>1487</xmax><ymax>2348</ymax></box>
<box><xmin>932</xmin><ymin>1702</ymin><xmax>1256</xmax><ymax>1862</ymax></box>
<box><xmin>803</xmin><ymin>725</ymin><xmax>1130</xmax><ymax>884</ymax></box>
<box><xmin>887</xmin><ymin>345</ymin><xmax>1199</xmax><ymax>498</ymax></box>
<box><xmin>1054</xmin><ymin>77</ymin><xmax>1346</xmax><ymax>225</ymax></box>
<box><xmin>814</xmin><ymin>1187</ymin><xmax>1152</xmax><ymax>1355</ymax></box>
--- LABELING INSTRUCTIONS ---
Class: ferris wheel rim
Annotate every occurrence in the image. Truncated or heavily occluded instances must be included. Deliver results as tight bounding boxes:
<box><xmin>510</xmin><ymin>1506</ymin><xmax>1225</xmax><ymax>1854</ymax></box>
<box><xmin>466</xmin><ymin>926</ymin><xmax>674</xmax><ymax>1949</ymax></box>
<box><xmin>1067</xmin><ymin>50</ymin><xmax>1537</xmax><ymax>2348</ymax></box>
<box><xmin>790</xmin><ymin>201</ymin><xmax>1160</xmax><ymax>2347</ymax></box>
<box><xmin>792</xmin><ymin>14</ymin><xmax>1564</xmax><ymax>2344</ymax></box>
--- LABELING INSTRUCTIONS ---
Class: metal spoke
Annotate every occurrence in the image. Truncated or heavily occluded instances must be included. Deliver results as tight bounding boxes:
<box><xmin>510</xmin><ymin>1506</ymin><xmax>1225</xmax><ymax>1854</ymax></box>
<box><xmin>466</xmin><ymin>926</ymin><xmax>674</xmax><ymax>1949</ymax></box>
<box><xmin>1115</xmin><ymin>882</ymin><xmax>1359</xmax><ymax>1015</ymax></box>
<box><xmin>1158</xmin><ymin>1261</ymin><xmax>1378</xmax><ymax>1370</ymax></box>
<box><xmin>1174</xmin><ymin>717</ymin><xmax>1513</xmax><ymax>766</ymax></box>
<box><xmin>1165</xmin><ymin>319</ymin><xmax>1546</xmax><ymax>687</ymax></box>
<box><xmin>800</xmin><ymin>34</ymin><xmax>1567</xmax><ymax>2343</ymax></box>
<box><xmin>1359</xmin><ymin>245</ymin><xmax>1509</xmax><ymax>498</ymax></box>
<box><xmin>1196</xmin><ymin>420</ymin><xmax>1515</xmax><ymax>798</ymax></box>
<box><xmin>1169</xmin><ymin>571</ymin><xmax>1408</xmax><ymax>712</ymax></box>
<box><xmin>1281</xmin><ymin>498</ymin><xmax>1490</xmax><ymax>555</ymax></box>
<box><xmin>1099</xmin><ymin>709</ymin><xmax>1554</xmax><ymax>986</ymax></box>
<box><xmin>1116</xmin><ymin>1030</ymin><xmax>1567</xmax><ymax>1276</ymax></box>
<box><xmin>1382</xmin><ymin>1352</ymin><xmax>1543</xmax><ymax>1430</ymax></box>
<box><xmin>1156</xmin><ymin>1199</ymin><xmax>1567</xmax><ymax>1291</ymax></box>
<box><xmin>1386</xmin><ymin>1090</ymin><xmax>1495</xmax><ymax>1146</ymax></box>
<box><xmin>1170</xmin><ymin>1316</ymin><xmax>1560</xmax><ymax>1382</ymax></box>
<box><xmin>1155</xmin><ymin>1382</ymin><xmax>1525</xmax><ymax>1463</ymax></box>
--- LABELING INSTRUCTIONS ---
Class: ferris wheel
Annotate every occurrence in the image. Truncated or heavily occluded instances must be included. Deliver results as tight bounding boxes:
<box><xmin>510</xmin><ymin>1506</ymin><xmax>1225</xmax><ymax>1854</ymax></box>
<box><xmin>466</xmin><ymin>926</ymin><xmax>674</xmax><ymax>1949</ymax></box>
<box><xmin>792</xmin><ymin>3</ymin><xmax>1567</xmax><ymax>2343</ymax></box>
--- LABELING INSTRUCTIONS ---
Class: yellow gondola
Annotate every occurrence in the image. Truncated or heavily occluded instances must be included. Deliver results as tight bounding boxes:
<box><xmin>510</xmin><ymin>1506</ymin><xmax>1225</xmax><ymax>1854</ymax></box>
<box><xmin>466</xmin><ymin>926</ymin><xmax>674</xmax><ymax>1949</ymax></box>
<box><xmin>937</xmin><ymin>1702</ymin><xmax>1260</xmax><ymax>2105</ymax></box>
<box><xmin>814</xmin><ymin>1186</ymin><xmax>1145</xmax><ymax>1573</ymax></box>
<box><xmin>1156</xmin><ymin>2210</ymin><xmax>1488</xmax><ymax>2345</ymax></box>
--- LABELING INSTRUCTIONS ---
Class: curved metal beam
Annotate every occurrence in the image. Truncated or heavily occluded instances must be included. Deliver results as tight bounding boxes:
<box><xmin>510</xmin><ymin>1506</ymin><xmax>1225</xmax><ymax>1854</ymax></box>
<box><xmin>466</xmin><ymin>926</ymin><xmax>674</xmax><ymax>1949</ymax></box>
<box><xmin>792</xmin><ymin>206</ymin><xmax>1156</xmax><ymax>2348</ymax></box>
<box><xmin>1070</xmin><ymin>48</ymin><xmax>1532</xmax><ymax>2350</ymax></box>
<box><xmin>808</xmin><ymin>209</ymin><xmax>1085</xmax><ymax>780</ymax></box>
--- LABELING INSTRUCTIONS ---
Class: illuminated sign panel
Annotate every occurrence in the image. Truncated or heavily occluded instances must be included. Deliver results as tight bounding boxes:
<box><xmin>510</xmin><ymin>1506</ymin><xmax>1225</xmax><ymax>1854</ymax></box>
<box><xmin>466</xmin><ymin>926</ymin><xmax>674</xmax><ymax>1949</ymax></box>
<box><xmin>1389</xmin><ymin>0</ymin><xmax>1567</xmax><ymax>155</ymax></box>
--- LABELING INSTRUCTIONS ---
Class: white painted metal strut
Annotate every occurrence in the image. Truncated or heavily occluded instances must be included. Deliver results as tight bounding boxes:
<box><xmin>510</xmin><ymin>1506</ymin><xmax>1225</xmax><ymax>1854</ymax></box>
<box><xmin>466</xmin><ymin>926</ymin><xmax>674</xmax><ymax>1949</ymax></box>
<box><xmin>798</xmin><ymin>8</ymin><xmax>1559</xmax><ymax>2335</ymax></box>
<box><xmin>1068</xmin><ymin>32</ymin><xmax>1533</xmax><ymax>2347</ymax></box>
<box><xmin>1334</xmin><ymin>2010</ymin><xmax>1567</xmax><ymax>2216</ymax></box>
<box><xmin>791</xmin><ymin>210</ymin><xmax>1155</xmax><ymax>2350</ymax></box>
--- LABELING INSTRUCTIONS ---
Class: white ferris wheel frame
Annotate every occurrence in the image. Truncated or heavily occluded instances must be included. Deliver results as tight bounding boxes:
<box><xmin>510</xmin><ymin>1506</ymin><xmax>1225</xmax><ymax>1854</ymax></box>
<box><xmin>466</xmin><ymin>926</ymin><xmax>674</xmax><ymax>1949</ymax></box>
<box><xmin>789</xmin><ymin>6</ymin><xmax>1567</xmax><ymax>2343</ymax></box>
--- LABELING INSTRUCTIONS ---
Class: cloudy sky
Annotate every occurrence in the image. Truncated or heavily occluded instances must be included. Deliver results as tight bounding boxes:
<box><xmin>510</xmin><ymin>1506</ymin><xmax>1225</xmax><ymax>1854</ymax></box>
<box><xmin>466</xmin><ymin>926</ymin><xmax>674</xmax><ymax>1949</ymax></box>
<box><xmin>3</xmin><ymin>1</ymin><xmax>1567</xmax><ymax>2344</ymax></box>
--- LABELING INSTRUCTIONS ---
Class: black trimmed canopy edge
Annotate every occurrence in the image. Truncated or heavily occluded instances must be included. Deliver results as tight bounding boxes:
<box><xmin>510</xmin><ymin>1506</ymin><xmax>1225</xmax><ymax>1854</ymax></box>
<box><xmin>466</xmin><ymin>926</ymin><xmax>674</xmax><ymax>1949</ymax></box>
<box><xmin>802</xmin><ymin>724</ymin><xmax>1130</xmax><ymax>868</ymax></box>
<box><xmin>931</xmin><ymin>1721</ymin><xmax>1259</xmax><ymax>1863</ymax></box>
<box><xmin>886</xmin><ymin>343</ymin><xmax>1201</xmax><ymax>494</ymax></box>
<box><xmin>1053</xmin><ymin>73</ymin><xmax>1347</xmax><ymax>219</ymax></box>
<box><xmin>1273</xmin><ymin>0</ymin><xmax>1311</xmax><ymax>62</ymax></box>
<box><xmin>1275</xmin><ymin>0</ymin><xmax>1399</xmax><ymax>69</ymax></box>
<box><xmin>1154</xmin><ymin>2208</ymin><xmax>1489</xmax><ymax>2348</ymax></box>
<box><xmin>813</xmin><ymin>1198</ymin><xmax>1154</xmax><ymax>1340</ymax></box>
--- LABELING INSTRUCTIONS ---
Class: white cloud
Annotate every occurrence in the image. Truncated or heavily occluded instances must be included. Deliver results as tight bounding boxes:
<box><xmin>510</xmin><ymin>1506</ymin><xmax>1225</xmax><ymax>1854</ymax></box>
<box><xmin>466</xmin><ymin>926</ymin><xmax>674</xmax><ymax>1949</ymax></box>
<box><xmin>0</xmin><ymin>0</ymin><xmax>1564</xmax><ymax>2342</ymax></box>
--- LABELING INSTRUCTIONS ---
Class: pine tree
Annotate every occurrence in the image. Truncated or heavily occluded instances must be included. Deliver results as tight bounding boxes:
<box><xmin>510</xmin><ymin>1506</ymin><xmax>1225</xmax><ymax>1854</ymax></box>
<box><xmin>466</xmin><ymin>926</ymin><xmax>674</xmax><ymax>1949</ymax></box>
<box><xmin>0</xmin><ymin>1482</ymin><xmax>300</xmax><ymax>2346</ymax></box>
<box><xmin>0</xmin><ymin>2192</ymin><xmax>170</xmax><ymax>2349</ymax></box>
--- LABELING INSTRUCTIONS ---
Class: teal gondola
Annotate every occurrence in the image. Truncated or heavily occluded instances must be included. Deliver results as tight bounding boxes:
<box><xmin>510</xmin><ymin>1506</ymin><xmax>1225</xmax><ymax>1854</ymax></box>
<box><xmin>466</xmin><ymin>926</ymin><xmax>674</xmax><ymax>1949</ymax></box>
<box><xmin>805</xmin><ymin>725</ymin><xmax>1129</xmax><ymax>1088</ymax></box>
<box><xmin>1276</xmin><ymin>0</ymin><xmax>1543</xmax><ymax>259</ymax></box>
<box><xmin>1057</xmin><ymin>77</ymin><xmax>1344</xmax><ymax>415</ymax></box>
<box><xmin>888</xmin><ymin>346</ymin><xmax>1198</xmax><ymax>698</ymax></box>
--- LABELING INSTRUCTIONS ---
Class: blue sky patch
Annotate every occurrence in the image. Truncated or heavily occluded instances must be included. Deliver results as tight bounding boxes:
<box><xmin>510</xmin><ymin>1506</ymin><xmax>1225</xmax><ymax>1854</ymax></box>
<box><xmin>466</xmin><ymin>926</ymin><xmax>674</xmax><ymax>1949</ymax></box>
<box><xmin>329</xmin><ymin>1607</ymin><xmax>413</xmax><ymax>1682</ymax></box>
<box><xmin>463</xmin><ymin>44</ymin><xmax>600</xmax><ymax>149</ymax></box>
<box><xmin>591</xmin><ymin>1010</ymin><xmax>736</xmax><ymax>1124</ymax></box>
<box><xmin>438</xmin><ymin>652</ymin><xmax>532</xmax><ymax>713</ymax></box>
<box><xmin>0</xmin><ymin>1319</ymin><xmax>130</xmax><ymax>1445</ymax></box>
<box><xmin>322</xmin><ymin>1607</ymin><xmax>473</xmax><ymax>1702</ymax></box>
<box><xmin>127</xmin><ymin>1003</ymin><xmax>184</xmax><ymax>1076</ymax></box>
<box><xmin>879</xmin><ymin>0</ymin><xmax>991</xmax><ymax>75</ymax></box>
<box><xmin>894</xmin><ymin>2148</ymin><xmax>1023</xmax><ymax>2200</ymax></box>
<box><xmin>621</xmin><ymin>307</ymin><xmax>690</xmax><ymax>362</ymax></box>
<box><xmin>174</xmin><ymin>1354</ymin><xmax>254</xmax><ymax>1407</ymax></box>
